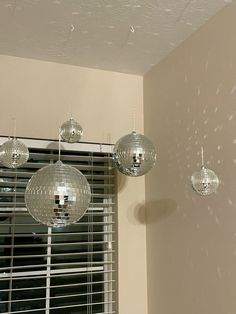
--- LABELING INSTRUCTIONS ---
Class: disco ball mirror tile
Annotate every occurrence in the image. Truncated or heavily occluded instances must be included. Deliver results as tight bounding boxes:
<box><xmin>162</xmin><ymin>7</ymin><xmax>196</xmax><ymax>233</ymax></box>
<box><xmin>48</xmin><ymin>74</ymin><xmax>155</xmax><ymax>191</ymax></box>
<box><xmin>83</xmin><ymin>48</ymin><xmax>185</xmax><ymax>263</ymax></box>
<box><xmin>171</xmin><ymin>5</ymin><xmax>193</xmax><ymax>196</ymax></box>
<box><xmin>191</xmin><ymin>166</ymin><xmax>219</xmax><ymax>196</ymax></box>
<box><xmin>25</xmin><ymin>160</ymin><xmax>91</xmax><ymax>227</ymax></box>
<box><xmin>60</xmin><ymin>117</ymin><xmax>83</xmax><ymax>143</ymax></box>
<box><xmin>0</xmin><ymin>138</ymin><xmax>29</xmax><ymax>168</ymax></box>
<box><xmin>113</xmin><ymin>131</ymin><xmax>156</xmax><ymax>177</ymax></box>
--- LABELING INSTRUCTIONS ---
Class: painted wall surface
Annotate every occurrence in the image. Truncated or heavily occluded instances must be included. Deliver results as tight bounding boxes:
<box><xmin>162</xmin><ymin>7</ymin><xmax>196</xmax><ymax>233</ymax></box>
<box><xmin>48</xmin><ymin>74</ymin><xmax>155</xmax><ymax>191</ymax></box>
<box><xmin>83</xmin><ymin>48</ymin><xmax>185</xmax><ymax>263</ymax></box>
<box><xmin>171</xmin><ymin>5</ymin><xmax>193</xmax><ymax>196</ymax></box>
<box><xmin>0</xmin><ymin>55</ymin><xmax>147</xmax><ymax>314</ymax></box>
<box><xmin>144</xmin><ymin>3</ymin><xmax>236</xmax><ymax>314</ymax></box>
<box><xmin>0</xmin><ymin>55</ymin><xmax>143</xmax><ymax>144</ymax></box>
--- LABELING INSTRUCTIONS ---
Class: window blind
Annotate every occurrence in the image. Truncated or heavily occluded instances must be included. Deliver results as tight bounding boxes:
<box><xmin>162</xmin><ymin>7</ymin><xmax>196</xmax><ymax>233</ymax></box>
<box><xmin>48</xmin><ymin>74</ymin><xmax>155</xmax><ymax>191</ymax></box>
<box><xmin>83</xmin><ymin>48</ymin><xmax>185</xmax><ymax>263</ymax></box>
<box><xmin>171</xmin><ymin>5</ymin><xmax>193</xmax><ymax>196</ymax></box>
<box><xmin>0</xmin><ymin>137</ymin><xmax>117</xmax><ymax>314</ymax></box>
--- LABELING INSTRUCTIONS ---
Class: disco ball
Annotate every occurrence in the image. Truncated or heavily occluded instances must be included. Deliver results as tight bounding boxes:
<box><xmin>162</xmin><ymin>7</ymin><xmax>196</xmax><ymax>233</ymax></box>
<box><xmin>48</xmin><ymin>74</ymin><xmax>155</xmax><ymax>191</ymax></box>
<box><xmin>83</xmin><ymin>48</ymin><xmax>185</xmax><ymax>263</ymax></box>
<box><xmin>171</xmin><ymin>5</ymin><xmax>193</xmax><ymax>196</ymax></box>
<box><xmin>60</xmin><ymin>118</ymin><xmax>83</xmax><ymax>143</ymax></box>
<box><xmin>0</xmin><ymin>138</ymin><xmax>29</xmax><ymax>168</ymax></box>
<box><xmin>113</xmin><ymin>131</ymin><xmax>156</xmax><ymax>177</ymax></box>
<box><xmin>191</xmin><ymin>166</ymin><xmax>219</xmax><ymax>196</ymax></box>
<box><xmin>25</xmin><ymin>160</ymin><xmax>91</xmax><ymax>227</ymax></box>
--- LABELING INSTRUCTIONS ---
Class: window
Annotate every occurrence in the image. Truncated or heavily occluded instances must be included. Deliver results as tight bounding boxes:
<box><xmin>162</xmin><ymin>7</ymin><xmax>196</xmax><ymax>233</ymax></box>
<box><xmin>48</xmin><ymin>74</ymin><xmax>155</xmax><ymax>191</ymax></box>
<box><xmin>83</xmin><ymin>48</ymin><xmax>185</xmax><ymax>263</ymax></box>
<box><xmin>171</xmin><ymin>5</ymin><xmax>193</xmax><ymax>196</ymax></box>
<box><xmin>0</xmin><ymin>137</ymin><xmax>117</xmax><ymax>314</ymax></box>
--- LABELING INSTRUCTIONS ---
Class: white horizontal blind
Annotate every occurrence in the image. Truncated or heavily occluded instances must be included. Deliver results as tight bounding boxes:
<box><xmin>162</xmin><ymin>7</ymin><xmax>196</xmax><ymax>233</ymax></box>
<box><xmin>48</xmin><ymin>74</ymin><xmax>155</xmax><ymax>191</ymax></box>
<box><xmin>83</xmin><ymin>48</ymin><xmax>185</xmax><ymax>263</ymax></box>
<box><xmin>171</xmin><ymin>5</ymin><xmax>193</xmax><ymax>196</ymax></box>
<box><xmin>0</xmin><ymin>137</ymin><xmax>117</xmax><ymax>314</ymax></box>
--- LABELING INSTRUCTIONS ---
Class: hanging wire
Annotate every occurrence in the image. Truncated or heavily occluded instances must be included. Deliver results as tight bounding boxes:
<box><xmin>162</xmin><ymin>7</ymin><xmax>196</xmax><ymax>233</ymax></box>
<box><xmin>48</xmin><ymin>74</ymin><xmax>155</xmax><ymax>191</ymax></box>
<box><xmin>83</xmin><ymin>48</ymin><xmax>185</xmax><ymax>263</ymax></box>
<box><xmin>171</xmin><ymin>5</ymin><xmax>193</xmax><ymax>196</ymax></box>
<box><xmin>60</xmin><ymin>23</ymin><xmax>76</xmax><ymax>56</ymax></box>
<box><xmin>175</xmin><ymin>0</ymin><xmax>194</xmax><ymax>22</ymax></box>
<box><xmin>201</xmin><ymin>146</ymin><xmax>204</xmax><ymax>168</ymax></box>
<box><xmin>132</xmin><ymin>102</ymin><xmax>136</xmax><ymax>132</ymax></box>
<box><xmin>58</xmin><ymin>128</ymin><xmax>61</xmax><ymax>161</ymax></box>
<box><xmin>107</xmin><ymin>146</ymin><xmax>113</xmax><ymax>313</ymax></box>
<box><xmin>97</xmin><ymin>1</ymin><xmax>137</xmax><ymax>68</ymax></box>
<box><xmin>90</xmin><ymin>152</ymin><xmax>94</xmax><ymax>314</ymax></box>
<box><xmin>91</xmin><ymin>154</ymin><xmax>94</xmax><ymax>314</ymax></box>
<box><xmin>8</xmin><ymin>168</ymin><xmax>18</xmax><ymax>313</ymax></box>
<box><xmin>12</xmin><ymin>117</ymin><xmax>17</xmax><ymax>139</ymax></box>
<box><xmin>120</xmin><ymin>24</ymin><xmax>135</xmax><ymax>51</ymax></box>
<box><xmin>129</xmin><ymin>6</ymin><xmax>137</xmax><ymax>133</ymax></box>
<box><xmin>70</xmin><ymin>104</ymin><xmax>73</xmax><ymax>119</ymax></box>
<box><xmin>87</xmin><ymin>152</ymin><xmax>94</xmax><ymax>314</ymax></box>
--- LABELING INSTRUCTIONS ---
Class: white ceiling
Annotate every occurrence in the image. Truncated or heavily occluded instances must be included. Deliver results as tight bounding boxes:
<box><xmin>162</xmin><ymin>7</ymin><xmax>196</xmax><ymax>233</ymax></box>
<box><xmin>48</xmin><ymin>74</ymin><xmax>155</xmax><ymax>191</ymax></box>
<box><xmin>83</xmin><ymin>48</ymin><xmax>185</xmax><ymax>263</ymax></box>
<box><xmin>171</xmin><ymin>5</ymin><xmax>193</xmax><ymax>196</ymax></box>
<box><xmin>0</xmin><ymin>0</ymin><xmax>230</xmax><ymax>75</ymax></box>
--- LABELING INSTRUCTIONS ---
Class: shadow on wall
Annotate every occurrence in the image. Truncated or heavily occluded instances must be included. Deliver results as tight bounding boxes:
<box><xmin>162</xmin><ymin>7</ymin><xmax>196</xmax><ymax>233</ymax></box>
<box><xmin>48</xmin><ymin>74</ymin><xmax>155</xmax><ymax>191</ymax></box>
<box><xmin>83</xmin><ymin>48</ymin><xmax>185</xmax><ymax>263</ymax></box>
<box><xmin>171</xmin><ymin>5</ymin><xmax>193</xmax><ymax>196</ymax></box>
<box><xmin>145</xmin><ymin>199</ymin><xmax>177</xmax><ymax>225</ymax></box>
<box><xmin>127</xmin><ymin>201</ymin><xmax>147</xmax><ymax>225</ymax></box>
<box><xmin>126</xmin><ymin>198</ymin><xmax>178</xmax><ymax>225</ymax></box>
<box><xmin>46</xmin><ymin>142</ymin><xmax>66</xmax><ymax>151</ymax></box>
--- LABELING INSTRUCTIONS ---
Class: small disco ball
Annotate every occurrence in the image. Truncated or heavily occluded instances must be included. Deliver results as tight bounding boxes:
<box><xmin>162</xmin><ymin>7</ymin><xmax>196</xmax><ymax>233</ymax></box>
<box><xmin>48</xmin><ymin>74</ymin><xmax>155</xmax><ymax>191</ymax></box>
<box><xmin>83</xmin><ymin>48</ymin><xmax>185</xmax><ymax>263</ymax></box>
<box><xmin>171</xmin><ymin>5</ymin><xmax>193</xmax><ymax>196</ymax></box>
<box><xmin>113</xmin><ymin>131</ymin><xmax>156</xmax><ymax>177</ymax></box>
<box><xmin>25</xmin><ymin>160</ymin><xmax>91</xmax><ymax>227</ymax></box>
<box><xmin>60</xmin><ymin>118</ymin><xmax>83</xmax><ymax>143</ymax></box>
<box><xmin>0</xmin><ymin>138</ymin><xmax>29</xmax><ymax>168</ymax></box>
<box><xmin>191</xmin><ymin>166</ymin><xmax>219</xmax><ymax>196</ymax></box>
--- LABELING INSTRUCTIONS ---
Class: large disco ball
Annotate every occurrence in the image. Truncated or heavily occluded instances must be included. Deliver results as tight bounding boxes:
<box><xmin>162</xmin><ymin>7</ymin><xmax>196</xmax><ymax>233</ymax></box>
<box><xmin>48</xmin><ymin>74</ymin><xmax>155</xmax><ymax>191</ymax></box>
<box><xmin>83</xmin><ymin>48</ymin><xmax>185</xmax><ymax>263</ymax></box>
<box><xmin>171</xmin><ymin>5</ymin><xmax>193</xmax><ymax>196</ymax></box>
<box><xmin>60</xmin><ymin>118</ymin><xmax>83</xmax><ymax>143</ymax></box>
<box><xmin>25</xmin><ymin>161</ymin><xmax>91</xmax><ymax>227</ymax></box>
<box><xmin>191</xmin><ymin>166</ymin><xmax>219</xmax><ymax>196</ymax></box>
<box><xmin>0</xmin><ymin>138</ymin><xmax>29</xmax><ymax>168</ymax></box>
<box><xmin>113</xmin><ymin>131</ymin><xmax>156</xmax><ymax>177</ymax></box>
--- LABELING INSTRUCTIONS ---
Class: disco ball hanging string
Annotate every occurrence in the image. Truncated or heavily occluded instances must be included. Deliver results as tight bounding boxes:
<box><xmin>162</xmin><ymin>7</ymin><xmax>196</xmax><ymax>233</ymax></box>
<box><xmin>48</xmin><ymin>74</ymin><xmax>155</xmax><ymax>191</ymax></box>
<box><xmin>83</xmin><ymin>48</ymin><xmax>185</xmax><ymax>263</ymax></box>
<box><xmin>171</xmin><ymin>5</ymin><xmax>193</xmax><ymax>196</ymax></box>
<box><xmin>107</xmin><ymin>3</ymin><xmax>158</xmax><ymax>177</ymax></box>
<box><xmin>191</xmin><ymin>146</ymin><xmax>219</xmax><ymax>196</ymax></box>
<box><xmin>112</xmin><ymin>70</ymin><xmax>157</xmax><ymax>177</ymax></box>
<box><xmin>58</xmin><ymin>26</ymin><xmax>84</xmax><ymax>144</ymax></box>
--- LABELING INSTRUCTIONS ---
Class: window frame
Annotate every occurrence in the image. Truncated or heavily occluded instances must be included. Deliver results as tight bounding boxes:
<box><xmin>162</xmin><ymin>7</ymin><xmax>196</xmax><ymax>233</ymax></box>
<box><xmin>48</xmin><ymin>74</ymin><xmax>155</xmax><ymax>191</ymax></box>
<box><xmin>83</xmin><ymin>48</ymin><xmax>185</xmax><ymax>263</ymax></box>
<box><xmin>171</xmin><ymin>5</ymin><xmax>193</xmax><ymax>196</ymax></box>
<box><xmin>0</xmin><ymin>136</ymin><xmax>117</xmax><ymax>314</ymax></box>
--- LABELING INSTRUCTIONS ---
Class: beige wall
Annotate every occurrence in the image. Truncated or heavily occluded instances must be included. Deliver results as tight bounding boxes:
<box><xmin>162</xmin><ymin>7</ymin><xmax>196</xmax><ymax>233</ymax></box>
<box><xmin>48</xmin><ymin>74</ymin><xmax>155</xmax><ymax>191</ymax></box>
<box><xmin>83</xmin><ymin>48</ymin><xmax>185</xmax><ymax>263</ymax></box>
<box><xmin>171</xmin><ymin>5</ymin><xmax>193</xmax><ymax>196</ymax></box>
<box><xmin>144</xmin><ymin>3</ymin><xmax>236</xmax><ymax>314</ymax></box>
<box><xmin>0</xmin><ymin>55</ymin><xmax>143</xmax><ymax>143</ymax></box>
<box><xmin>0</xmin><ymin>55</ymin><xmax>147</xmax><ymax>314</ymax></box>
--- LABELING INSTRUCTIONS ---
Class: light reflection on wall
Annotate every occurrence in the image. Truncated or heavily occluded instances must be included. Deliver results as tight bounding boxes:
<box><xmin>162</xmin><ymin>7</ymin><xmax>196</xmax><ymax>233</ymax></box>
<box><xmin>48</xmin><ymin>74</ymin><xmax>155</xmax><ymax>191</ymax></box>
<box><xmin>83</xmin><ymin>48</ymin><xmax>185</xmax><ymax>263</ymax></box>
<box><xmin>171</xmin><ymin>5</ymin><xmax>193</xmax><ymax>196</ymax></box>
<box><xmin>144</xmin><ymin>2</ymin><xmax>236</xmax><ymax>314</ymax></box>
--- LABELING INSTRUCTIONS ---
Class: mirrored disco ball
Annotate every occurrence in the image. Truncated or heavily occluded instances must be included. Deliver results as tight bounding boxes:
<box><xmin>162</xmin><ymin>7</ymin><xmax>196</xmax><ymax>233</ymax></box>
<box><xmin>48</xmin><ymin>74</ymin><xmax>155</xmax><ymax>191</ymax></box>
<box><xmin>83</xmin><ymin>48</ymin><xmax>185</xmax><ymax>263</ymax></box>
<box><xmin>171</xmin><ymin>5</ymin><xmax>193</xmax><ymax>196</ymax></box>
<box><xmin>0</xmin><ymin>138</ymin><xmax>29</xmax><ymax>168</ymax></box>
<box><xmin>25</xmin><ymin>160</ymin><xmax>91</xmax><ymax>227</ymax></box>
<box><xmin>60</xmin><ymin>118</ymin><xmax>83</xmax><ymax>143</ymax></box>
<box><xmin>191</xmin><ymin>166</ymin><xmax>219</xmax><ymax>196</ymax></box>
<box><xmin>113</xmin><ymin>131</ymin><xmax>156</xmax><ymax>177</ymax></box>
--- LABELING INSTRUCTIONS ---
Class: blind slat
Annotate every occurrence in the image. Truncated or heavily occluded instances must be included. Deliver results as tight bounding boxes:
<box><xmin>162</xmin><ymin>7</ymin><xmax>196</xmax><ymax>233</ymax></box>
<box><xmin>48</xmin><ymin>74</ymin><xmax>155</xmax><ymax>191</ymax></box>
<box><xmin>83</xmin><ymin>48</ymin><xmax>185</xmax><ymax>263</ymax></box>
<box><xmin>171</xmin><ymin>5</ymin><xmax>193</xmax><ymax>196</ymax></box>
<box><xmin>17</xmin><ymin>162</ymin><xmax>114</xmax><ymax>171</ymax></box>
<box><xmin>0</xmin><ymin>222</ymin><xmax>115</xmax><ymax>227</ymax></box>
<box><xmin>0</xmin><ymin>279</ymin><xmax>115</xmax><ymax>293</ymax></box>
<box><xmin>0</xmin><ymin>192</ymin><xmax>115</xmax><ymax>198</ymax></box>
<box><xmin>1</xmin><ymin>240</ymin><xmax>114</xmax><ymax>248</ymax></box>
<box><xmin>0</xmin><ymin>261</ymin><xmax>115</xmax><ymax>272</ymax></box>
<box><xmin>0</xmin><ymin>231</ymin><xmax>115</xmax><ymax>237</ymax></box>
<box><xmin>0</xmin><ymin>269</ymin><xmax>116</xmax><ymax>281</ymax></box>
<box><xmin>1</xmin><ymin>290</ymin><xmax>116</xmax><ymax>305</ymax></box>
<box><xmin>0</xmin><ymin>250</ymin><xmax>115</xmax><ymax>260</ymax></box>
<box><xmin>1</xmin><ymin>304</ymin><xmax>115</xmax><ymax>314</ymax></box>
<box><xmin>0</xmin><ymin>212</ymin><xmax>115</xmax><ymax>217</ymax></box>
<box><xmin>0</xmin><ymin>202</ymin><xmax>115</xmax><ymax>206</ymax></box>
<box><xmin>0</xmin><ymin>181</ymin><xmax>114</xmax><ymax>188</ymax></box>
<box><xmin>0</xmin><ymin>171</ymin><xmax>114</xmax><ymax>179</ymax></box>
<box><xmin>29</xmin><ymin>151</ymin><xmax>113</xmax><ymax>161</ymax></box>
